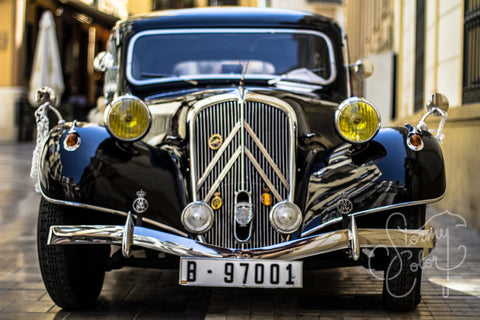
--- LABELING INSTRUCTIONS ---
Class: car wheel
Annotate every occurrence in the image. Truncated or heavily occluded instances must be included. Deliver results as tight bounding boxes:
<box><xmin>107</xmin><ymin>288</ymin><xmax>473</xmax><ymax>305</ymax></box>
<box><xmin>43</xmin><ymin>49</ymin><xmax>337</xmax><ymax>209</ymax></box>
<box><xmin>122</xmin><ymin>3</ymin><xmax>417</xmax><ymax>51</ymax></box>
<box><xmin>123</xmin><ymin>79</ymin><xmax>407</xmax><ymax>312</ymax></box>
<box><xmin>382</xmin><ymin>247</ymin><xmax>422</xmax><ymax>311</ymax></box>
<box><xmin>381</xmin><ymin>206</ymin><xmax>425</xmax><ymax>311</ymax></box>
<box><xmin>37</xmin><ymin>198</ymin><xmax>110</xmax><ymax>310</ymax></box>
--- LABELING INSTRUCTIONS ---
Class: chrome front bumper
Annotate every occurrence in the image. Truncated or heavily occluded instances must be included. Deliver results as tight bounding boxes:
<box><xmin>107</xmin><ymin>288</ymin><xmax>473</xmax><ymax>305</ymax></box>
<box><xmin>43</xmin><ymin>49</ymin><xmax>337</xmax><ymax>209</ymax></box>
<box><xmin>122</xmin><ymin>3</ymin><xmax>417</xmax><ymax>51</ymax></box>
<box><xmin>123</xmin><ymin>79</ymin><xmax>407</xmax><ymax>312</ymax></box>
<box><xmin>48</xmin><ymin>214</ymin><xmax>435</xmax><ymax>261</ymax></box>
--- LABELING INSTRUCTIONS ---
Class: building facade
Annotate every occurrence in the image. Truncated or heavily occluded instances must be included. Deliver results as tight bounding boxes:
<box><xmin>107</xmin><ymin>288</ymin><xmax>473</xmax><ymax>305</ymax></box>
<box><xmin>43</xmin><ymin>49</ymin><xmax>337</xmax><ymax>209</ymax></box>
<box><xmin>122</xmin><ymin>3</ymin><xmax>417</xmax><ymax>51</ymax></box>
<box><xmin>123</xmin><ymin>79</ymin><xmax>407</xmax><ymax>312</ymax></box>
<box><xmin>128</xmin><ymin>0</ymin><xmax>260</xmax><ymax>15</ymax></box>
<box><xmin>1</xmin><ymin>0</ymin><xmax>343</xmax><ymax>143</ymax></box>
<box><xmin>0</xmin><ymin>0</ymin><xmax>120</xmax><ymax>143</ymax></box>
<box><xmin>345</xmin><ymin>0</ymin><xmax>480</xmax><ymax>231</ymax></box>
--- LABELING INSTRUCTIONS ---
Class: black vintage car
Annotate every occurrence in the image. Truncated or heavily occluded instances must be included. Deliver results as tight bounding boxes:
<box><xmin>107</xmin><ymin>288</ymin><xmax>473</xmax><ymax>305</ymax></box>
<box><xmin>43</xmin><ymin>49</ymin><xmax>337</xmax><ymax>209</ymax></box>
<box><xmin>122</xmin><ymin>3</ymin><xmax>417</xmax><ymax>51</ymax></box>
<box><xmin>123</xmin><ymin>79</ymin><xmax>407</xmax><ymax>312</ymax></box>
<box><xmin>32</xmin><ymin>7</ymin><xmax>449</xmax><ymax>311</ymax></box>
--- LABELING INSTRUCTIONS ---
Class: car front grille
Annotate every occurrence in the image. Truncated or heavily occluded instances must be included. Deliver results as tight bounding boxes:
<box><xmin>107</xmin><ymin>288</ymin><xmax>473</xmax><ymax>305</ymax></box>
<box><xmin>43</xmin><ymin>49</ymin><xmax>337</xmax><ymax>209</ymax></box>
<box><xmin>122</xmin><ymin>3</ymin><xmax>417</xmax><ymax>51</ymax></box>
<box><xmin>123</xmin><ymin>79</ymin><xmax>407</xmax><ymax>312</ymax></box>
<box><xmin>190</xmin><ymin>93</ymin><xmax>296</xmax><ymax>249</ymax></box>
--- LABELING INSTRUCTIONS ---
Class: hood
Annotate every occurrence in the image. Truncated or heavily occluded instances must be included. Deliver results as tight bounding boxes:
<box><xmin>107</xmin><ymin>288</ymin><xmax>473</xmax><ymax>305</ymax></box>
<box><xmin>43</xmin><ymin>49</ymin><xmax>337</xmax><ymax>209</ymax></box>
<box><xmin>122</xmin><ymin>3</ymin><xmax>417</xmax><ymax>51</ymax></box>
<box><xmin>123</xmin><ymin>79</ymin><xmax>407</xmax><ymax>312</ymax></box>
<box><xmin>141</xmin><ymin>86</ymin><xmax>344</xmax><ymax>151</ymax></box>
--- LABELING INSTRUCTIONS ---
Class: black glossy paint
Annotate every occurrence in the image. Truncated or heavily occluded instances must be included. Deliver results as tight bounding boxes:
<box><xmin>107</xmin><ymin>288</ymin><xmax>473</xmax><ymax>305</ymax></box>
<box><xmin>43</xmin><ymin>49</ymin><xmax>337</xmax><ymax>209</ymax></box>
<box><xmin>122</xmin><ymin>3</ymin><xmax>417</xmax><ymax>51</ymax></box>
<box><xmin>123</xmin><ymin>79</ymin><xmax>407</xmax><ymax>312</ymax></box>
<box><xmin>38</xmin><ymin>8</ymin><xmax>446</xmax><ymax>243</ymax></box>
<box><xmin>302</xmin><ymin>127</ymin><xmax>446</xmax><ymax>235</ymax></box>
<box><xmin>126</xmin><ymin>7</ymin><xmax>335</xmax><ymax>31</ymax></box>
<box><xmin>39</xmin><ymin>123</ymin><xmax>187</xmax><ymax>231</ymax></box>
<box><xmin>39</xmin><ymin>85</ymin><xmax>446</xmax><ymax>237</ymax></box>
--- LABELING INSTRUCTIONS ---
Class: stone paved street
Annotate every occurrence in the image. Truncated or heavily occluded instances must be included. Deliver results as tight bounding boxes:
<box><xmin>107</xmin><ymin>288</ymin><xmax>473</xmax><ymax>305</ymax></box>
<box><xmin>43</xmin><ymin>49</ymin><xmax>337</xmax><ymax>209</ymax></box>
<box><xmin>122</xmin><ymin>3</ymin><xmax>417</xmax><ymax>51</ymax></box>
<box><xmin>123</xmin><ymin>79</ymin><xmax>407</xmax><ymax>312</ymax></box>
<box><xmin>1</xmin><ymin>143</ymin><xmax>480</xmax><ymax>320</ymax></box>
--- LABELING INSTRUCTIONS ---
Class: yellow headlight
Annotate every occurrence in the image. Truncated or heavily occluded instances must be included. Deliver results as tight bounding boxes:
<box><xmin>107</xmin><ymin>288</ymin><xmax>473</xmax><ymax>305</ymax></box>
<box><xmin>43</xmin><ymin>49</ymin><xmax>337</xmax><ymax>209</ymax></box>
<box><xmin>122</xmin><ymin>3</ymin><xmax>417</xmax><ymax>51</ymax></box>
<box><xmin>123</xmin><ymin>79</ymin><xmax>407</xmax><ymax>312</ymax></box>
<box><xmin>335</xmin><ymin>97</ymin><xmax>381</xmax><ymax>143</ymax></box>
<box><xmin>105</xmin><ymin>96</ymin><xmax>151</xmax><ymax>141</ymax></box>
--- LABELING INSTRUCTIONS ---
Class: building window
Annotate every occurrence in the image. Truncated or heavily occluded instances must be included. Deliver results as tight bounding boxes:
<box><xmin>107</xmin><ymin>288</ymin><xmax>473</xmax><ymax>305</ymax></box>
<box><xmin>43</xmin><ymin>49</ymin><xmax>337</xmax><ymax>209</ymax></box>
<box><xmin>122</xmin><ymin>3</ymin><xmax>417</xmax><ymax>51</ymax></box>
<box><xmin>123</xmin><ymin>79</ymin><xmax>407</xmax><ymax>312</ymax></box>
<box><xmin>152</xmin><ymin>0</ymin><xmax>194</xmax><ymax>11</ymax></box>
<box><xmin>307</xmin><ymin>0</ymin><xmax>342</xmax><ymax>3</ymax></box>
<box><xmin>463</xmin><ymin>0</ymin><xmax>480</xmax><ymax>104</ymax></box>
<box><xmin>210</xmin><ymin>0</ymin><xmax>239</xmax><ymax>5</ymax></box>
<box><xmin>414</xmin><ymin>0</ymin><xmax>425</xmax><ymax>112</ymax></box>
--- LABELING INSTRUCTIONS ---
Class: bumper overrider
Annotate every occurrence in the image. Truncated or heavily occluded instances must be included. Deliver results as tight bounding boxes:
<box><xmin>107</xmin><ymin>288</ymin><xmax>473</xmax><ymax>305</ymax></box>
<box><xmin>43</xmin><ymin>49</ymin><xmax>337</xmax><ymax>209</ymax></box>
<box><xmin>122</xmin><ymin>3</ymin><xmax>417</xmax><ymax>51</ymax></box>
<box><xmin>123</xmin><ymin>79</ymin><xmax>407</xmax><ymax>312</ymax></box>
<box><xmin>48</xmin><ymin>212</ymin><xmax>435</xmax><ymax>261</ymax></box>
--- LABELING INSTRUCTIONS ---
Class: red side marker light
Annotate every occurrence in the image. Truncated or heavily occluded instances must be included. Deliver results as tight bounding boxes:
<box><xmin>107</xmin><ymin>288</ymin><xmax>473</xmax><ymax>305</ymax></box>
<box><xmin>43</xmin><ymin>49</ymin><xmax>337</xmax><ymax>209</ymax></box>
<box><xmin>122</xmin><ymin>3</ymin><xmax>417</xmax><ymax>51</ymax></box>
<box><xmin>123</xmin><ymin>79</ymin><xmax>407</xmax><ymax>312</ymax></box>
<box><xmin>409</xmin><ymin>134</ymin><xmax>422</xmax><ymax>147</ymax></box>
<box><xmin>407</xmin><ymin>133</ymin><xmax>424</xmax><ymax>151</ymax></box>
<box><xmin>64</xmin><ymin>132</ymin><xmax>81</xmax><ymax>151</ymax></box>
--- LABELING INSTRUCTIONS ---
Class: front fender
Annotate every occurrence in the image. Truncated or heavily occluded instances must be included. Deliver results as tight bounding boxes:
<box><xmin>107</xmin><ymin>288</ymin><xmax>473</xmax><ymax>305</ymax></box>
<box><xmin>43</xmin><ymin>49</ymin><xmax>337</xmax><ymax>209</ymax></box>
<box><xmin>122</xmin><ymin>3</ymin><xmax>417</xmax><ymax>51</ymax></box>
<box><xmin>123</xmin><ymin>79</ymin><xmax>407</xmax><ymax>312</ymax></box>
<box><xmin>38</xmin><ymin>122</ymin><xmax>187</xmax><ymax>232</ymax></box>
<box><xmin>302</xmin><ymin>126</ymin><xmax>445</xmax><ymax>235</ymax></box>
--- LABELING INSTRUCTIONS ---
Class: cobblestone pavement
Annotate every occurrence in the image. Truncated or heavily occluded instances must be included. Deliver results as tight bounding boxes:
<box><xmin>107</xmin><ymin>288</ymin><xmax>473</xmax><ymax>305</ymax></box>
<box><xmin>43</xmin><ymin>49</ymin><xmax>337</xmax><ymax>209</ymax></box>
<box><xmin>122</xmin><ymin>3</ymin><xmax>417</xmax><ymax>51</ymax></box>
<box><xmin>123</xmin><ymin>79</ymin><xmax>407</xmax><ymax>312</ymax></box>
<box><xmin>1</xmin><ymin>143</ymin><xmax>480</xmax><ymax>320</ymax></box>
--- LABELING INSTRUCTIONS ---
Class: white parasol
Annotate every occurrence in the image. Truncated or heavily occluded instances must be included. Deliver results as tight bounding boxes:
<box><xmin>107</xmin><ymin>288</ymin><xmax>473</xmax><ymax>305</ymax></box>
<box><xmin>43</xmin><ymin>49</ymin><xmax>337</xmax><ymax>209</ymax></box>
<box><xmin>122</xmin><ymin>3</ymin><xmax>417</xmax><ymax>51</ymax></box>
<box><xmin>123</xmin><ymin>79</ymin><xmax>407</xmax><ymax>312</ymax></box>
<box><xmin>29</xmin><ymin>11</ymin><xmax>64</xmax><ymax>106</ymax></box>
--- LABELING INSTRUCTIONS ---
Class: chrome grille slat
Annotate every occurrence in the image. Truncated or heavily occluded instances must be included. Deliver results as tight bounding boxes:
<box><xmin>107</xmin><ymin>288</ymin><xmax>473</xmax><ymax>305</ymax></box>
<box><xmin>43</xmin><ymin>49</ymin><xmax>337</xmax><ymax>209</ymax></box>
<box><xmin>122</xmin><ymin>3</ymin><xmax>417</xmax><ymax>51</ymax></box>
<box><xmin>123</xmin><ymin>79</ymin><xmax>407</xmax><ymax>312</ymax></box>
<box><xmin>245</xmin><ymin>123</ymin><xmax>289</xmax><ymax>190</ymax></box>
<box><xmin>190</xmin><ymin>93</ymin><xmax>295</xmax><ymax>249</ymax></box>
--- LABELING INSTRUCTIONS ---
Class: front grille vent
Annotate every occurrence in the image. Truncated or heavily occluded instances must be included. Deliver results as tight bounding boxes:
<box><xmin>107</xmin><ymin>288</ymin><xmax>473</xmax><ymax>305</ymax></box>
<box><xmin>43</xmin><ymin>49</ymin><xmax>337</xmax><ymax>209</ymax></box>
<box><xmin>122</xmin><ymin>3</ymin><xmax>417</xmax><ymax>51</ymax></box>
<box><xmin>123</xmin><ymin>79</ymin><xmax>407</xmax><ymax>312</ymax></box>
<box><xmin>190</xmin><ymin>93</ymin><xmax>295</xmax><ymax>249</ymax></box>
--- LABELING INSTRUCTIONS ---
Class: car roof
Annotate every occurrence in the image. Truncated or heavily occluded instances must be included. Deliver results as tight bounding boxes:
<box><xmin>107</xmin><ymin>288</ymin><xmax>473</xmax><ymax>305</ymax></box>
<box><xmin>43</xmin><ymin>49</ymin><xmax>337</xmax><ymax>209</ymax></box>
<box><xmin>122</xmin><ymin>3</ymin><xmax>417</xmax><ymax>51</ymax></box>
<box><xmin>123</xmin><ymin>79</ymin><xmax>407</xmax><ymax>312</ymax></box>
<box><xmin>119</xmin><ymin>7</ymin><xmax>338</xmax><ymax>32</ymax></box>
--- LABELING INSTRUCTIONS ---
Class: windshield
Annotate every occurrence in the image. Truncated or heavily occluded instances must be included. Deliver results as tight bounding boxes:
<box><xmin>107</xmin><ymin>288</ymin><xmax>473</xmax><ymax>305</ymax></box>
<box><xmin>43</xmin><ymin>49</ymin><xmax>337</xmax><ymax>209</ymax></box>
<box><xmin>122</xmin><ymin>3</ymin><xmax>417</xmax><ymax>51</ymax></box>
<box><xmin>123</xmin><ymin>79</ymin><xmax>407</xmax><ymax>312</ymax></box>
<box><xmin>126</xmin><ymin>29</ymin><xmax>336</xmax><ymax>86</ymax></box>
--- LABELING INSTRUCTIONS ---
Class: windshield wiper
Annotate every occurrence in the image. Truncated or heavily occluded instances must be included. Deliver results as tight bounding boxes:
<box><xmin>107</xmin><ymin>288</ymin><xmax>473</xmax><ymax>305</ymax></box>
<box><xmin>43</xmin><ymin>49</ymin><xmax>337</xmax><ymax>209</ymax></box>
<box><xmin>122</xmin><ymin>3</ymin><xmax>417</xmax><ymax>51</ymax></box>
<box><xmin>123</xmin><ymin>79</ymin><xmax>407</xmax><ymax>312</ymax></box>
<box><xmin>268</xmin><ymin>68</ymin><xmax>326</xmax><ymax>86</ymax></box>
<box><xmin>140</xmin><ymin>73</ymin><xmax>198</xmax><ymax>85</ymax></box>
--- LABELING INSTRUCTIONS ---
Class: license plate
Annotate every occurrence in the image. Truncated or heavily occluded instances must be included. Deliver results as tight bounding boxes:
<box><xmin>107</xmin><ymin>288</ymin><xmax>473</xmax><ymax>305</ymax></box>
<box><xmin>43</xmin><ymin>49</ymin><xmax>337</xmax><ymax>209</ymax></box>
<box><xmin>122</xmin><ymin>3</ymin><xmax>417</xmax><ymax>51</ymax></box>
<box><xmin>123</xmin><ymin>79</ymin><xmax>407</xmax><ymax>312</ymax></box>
<box><xmin>179</xmin><ymin>257</ymin><xmax>302</xmax><ymax>288</ymax></box>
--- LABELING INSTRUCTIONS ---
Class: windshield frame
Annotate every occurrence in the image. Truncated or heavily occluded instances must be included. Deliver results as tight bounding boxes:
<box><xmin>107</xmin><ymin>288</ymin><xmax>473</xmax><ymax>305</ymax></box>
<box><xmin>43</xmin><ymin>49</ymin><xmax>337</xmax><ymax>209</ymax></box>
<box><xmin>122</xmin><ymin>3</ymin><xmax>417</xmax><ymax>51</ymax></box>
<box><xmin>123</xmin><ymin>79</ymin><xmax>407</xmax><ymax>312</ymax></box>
<box><xmin>126</xmin><ymin>28</ymin><xmax>337</xmax><ymax>87</ymax></box>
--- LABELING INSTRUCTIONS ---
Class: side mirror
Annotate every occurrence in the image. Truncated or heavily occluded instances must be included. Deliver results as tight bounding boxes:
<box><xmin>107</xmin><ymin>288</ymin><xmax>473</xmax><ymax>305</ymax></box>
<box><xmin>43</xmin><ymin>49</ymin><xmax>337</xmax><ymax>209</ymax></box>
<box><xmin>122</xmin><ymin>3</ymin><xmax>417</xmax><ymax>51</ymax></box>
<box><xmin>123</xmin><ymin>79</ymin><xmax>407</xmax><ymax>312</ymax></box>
<box><xmin>352</xmin><ymin>58</ymin><xmax>374</xmax><ymax>78</ymax></box>
<box><xmin>35</xmin><ymin>87</ymin><xmax>56</xmax><ymax>106</ymax></box>
<box><xmin>94</xmin><ymin>51</ymin><xmax>115</xmax><ymax>72</ymax></box>
<box><xmin>426</xmin><ymin>92</ymin><xmax>449</xmax><ymax>115</ymax></box>
<box><xmin>417</xmin><ymin>92</ymin><xmax>449</xmax><ymax>143</ymax></box>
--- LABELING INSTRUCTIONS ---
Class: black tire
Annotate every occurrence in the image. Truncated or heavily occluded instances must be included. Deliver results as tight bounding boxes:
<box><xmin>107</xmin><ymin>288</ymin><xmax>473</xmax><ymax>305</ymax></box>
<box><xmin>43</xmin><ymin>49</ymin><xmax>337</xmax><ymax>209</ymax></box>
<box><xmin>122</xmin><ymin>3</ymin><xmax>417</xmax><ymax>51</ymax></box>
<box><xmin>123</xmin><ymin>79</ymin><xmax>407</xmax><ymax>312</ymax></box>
<box><xmin>37</xmin><ymin>198</ymin><xmax>110</xmax><ymax>310</ymax></box>
<box><xmin>381</xmin><ymin>206</ymin><xmax>425</xmax><ymax>311</ymax></box>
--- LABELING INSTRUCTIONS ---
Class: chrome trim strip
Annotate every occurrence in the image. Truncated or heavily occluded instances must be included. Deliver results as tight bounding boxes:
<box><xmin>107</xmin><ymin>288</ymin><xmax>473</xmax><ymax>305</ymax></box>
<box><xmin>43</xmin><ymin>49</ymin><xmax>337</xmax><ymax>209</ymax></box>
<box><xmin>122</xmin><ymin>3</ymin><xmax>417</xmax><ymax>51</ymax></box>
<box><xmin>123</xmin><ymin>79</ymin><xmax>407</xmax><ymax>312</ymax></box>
<box><xmin>349</xmin><ymin>215</ymin><xmax>360</xmax><ymax>261</ymax></box>
<box><xmin>300</xmin><ymin>192</ymin><xmax>446</xmax><ymax>237</ymax></box>
<box><xmin>343</xmin><ymin>31</ymin><xmax>352</xmax><ymax>98</ymax></box>
<box><xmin>240</xmin><ymin>91</ymin><xmax>246</xmax><ymax>191</ymax></box>
<box><xmin>203</xmin><ymin>147</ymin><xmax>242</xmax><ymax>203</ymax></box>
<box><xmin>188</xmin><ymin>93</ymin><xmax>240</xmax><ymax>202</ymax></box>
<box><xmin>39</xmin><ymin>191</ymin><xmax>188</xmax><ymax>237</ymax></box>
<box><xmin>122</xmin><ymin>212</ymin><xmax>134</xmax><ymax>257</ymax></box>
<box><xmin>245</xmin><ymin>148</ymin><xmax>282</xmax><ymax>202</ymax></box>
<box><xmin>244</xmin><ymin>122</ymin><xmax>289</xmax><ymax>190</ymax></box>
<box><xmin>126</xmin><ymin>28</ymin><xmax>337</xmax><ymax>86</ymax></box>
<box><xmin>48</xmin><ymin>225</ymin><xmax>435</xmax><ymax>260</ymax></box>
<box><xmin>245</xmin><ymin>93</ymin><xmax>297</xmax><ymax>200</ymax></box>
<box><xmin>197</xmin><ymin>121</ymin><xmax>242</xmax><ymax>189</ymax></box>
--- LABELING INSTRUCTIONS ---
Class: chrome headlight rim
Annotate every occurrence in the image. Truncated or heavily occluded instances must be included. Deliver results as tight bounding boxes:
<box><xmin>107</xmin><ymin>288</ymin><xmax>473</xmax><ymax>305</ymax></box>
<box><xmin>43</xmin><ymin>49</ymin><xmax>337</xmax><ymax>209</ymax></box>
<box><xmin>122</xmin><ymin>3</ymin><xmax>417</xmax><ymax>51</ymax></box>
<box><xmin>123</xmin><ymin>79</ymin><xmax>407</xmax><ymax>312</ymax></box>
<box><xmin>334</xmin><ymin>97</ymin><xmax>381</xmax><ymax>144</ymax></box>
<box><xmin>269</xmin><ymin>201</ymin><xmax>303</xmax><ymax>235</ymax></box>
<box><xmin>181</xmin><ymin>201</ymin><xmax>215</xmax><ymax>234</ymax></box>
<box><xmin>104</xmin><ymin>95</ymin><xmax>152</xmax><ymax>142</ymax></box>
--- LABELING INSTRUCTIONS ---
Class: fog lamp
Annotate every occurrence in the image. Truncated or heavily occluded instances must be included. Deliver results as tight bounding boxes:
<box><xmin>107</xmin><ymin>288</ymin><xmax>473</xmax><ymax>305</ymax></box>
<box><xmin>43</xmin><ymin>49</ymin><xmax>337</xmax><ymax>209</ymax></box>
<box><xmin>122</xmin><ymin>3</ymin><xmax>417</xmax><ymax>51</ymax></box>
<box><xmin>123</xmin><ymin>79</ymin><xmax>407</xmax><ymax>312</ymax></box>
<box><xmin>335</xmin><ymin>97</ymin><xmax>381</xmax><ymax>143</ymax></box>
<box><xmin>269</xmin><ymin>201</ymin><xmax>302</xmax><ymax>234</ymax></box>
<box><xmin>104</xmin><ymin>96</ymin><xmax>151</xmax><ymax>141</ymax></box>
<box><xmin>181</xmin><ymin>202</ymin><xmax>214</xmax><ymax>234</ymax></box>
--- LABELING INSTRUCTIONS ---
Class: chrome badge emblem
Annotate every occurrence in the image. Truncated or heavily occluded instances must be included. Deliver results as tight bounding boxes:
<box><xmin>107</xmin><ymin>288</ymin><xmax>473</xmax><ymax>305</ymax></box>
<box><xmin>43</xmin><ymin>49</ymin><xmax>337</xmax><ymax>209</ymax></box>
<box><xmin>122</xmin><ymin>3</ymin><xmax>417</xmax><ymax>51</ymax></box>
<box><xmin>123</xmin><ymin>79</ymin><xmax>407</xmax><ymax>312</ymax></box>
<box><xmin>133</xmin><ymin>189</ymin><xmax>149</xmax><ymax>214</ymax></box>
<box><xmin>211</xmin><ymin>192</ymin><xmax>222</xmax><ymax>210</ymax></box>
<box><xmin>261</xmin><ymin>188</ymin><xmax>272</xmax><ymax>206</ymax></box>
<box><xmin>235</xmin><ymin>202</ymin><xmax>253</xmax><ymax>226</ymax></box>
<box><xmin>337</xmin><ymin>194</ymin><xmax>353</xmax><ymax>215</ymax></box>
<box><xmin>208</xmin><ymin>133</ymin><xmax>223</xmax><ymax>150</ymax></box>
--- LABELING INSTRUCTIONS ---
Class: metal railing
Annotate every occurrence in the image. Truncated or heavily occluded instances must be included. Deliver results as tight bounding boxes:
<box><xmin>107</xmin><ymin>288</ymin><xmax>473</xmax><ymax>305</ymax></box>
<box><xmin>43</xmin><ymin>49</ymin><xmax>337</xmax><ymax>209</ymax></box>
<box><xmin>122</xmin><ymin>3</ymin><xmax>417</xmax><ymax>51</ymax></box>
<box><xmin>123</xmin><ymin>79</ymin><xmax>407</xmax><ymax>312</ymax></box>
<box><xmin>463</xmin><ymin>0</ymin><xmax>480</xmax><ymax>104</ymax></box>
